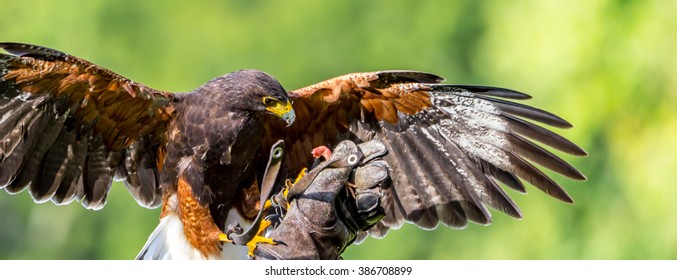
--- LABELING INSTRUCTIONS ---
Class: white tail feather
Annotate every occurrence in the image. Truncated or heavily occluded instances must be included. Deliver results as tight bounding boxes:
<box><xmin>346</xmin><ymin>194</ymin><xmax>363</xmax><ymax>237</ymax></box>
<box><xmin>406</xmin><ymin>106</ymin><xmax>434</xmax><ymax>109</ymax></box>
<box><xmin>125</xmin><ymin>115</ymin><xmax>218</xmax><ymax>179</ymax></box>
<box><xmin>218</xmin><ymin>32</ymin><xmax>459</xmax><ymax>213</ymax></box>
<box><xmin>136</xmin><ymin>205</ymin><xmax>250</xmax><ymax>260</ymax></box>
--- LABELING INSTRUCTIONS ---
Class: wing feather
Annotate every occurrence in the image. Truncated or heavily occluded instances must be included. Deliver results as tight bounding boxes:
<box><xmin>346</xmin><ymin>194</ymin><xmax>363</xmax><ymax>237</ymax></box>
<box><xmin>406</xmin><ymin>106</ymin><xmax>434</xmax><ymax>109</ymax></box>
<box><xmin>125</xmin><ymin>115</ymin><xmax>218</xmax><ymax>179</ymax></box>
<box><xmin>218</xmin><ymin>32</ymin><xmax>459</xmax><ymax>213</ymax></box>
<box><xmin>503</xmin><ymin>114</ymin><xmax>587</xmax><ymax>156</ymax></box>
<box><xmin>6</xmin><ymin>112</ymin><xmax>66</xmax><ymax>194</ymax></box>
<box><xmin>478</xmin><ymin>158</ymin><xmax>526</xmax><ymax>194</ymax></box>
<box><xmin>381</xmin><ymin>130</ymin><xmax>440</xmax><ymax>228</ymax></box>
<box><xmin>81</xmin><ymin>136</ymin><xmax>117</xmax><ymax>210</ymax></box>
<box><xmin>52</xmin><ymin>130</ymin><xmax>89</xmax><ymax>205</ymax></box>
<box><xmin>29</xmin><ymin>126</ymin><xmax>75</xmax><ymax>202</ymax></box>
<box><xmin>116</xmin><ymin>136</ymin><xmax>163</xmax><ymax>208</ymax></box>
<box><xmin>0</xmin><ymin>109</ymin><xmax>48</xmax><ymax>188</ymax></box>
<box><xmin>474</xmin><ymin>95</ymin><xmax>573</xmax><ymax>128</ymax></box>
<box><xmin>0</xmin><ymin>43</ymin><xmax>175</xmax><ymax>209</ymax></box>
<box><xmin>263</xmin><ymin>70</ymin><xmax>587</xmax><ymax>239</ymax></box>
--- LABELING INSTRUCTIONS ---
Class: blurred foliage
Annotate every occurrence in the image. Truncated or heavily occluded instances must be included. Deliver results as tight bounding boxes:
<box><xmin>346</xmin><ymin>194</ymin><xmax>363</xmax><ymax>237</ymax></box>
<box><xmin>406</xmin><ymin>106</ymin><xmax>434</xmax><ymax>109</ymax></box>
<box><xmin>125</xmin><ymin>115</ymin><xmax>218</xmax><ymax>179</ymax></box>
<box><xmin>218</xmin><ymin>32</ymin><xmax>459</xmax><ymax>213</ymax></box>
<box><xmin>1</xmin><ymin>0</ymin><xmax>675</xmax><ymax>259</ymax></box>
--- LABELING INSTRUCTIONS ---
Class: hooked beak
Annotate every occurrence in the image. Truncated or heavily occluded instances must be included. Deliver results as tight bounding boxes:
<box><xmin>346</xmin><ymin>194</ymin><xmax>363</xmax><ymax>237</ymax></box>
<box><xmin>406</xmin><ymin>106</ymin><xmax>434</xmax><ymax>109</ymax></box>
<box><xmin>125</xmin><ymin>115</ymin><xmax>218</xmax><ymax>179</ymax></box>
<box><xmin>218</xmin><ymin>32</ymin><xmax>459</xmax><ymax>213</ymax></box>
<box><xmin>266</xmin><ymin>99</ymin><xmax>296</xmax><ymax>127</ymax></box>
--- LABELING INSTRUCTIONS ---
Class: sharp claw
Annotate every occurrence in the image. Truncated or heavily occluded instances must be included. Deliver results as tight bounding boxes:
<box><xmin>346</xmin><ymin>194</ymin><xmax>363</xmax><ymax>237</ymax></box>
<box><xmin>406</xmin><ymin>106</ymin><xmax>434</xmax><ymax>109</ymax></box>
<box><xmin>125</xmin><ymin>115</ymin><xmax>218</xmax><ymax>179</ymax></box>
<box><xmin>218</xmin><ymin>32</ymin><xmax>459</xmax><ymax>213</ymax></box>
<box><xmin>245</xmin><ymin>219</ymin><xmax>284</xmax><ymax>257</ymax></box>
<box><xmin>225</xmin><ymin>222</ymin><xmax>243</xmax><ymax>236</ymax></box>
<box><xmin>265</xmin><ymin>214</ymin><xmax>282</xmax><ymax>228</ymax></box>
<box><xmin>218</xmin><ymin>233</ymin><xmax>233</xmax><ymax>243</ymax></box>
<box><xmin>282</xmin><ymin>168</ymin><xmax>307</xmax><ymax>205</ymax></box>
<box><xmin>246</xmin><ymin>235</ymin><xmax>281</xmax><ymax>257</ymax></box>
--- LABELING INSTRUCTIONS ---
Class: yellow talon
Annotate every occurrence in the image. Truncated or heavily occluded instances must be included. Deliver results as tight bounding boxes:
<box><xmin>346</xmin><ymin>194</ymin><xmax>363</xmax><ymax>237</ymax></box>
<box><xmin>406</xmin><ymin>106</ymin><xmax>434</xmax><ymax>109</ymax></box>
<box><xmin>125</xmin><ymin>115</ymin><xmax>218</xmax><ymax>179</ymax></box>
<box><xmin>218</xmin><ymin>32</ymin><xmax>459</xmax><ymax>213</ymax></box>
<box><xmin>246</xmin><ymin>219</ymin><xmax>278</xmax><ymax>257</ymax></box>
<box><xmin>259</xmin><ymin>169</ymin><xmax>306</xmax><ymax>216</ymax></box>
<box><xmin>279</xmin><ymin>168</ymin><xmax>308</xmax><ymax>209</ymax></box>
<box><xmin>283</xmin><ymin>168</ymin><xmax>308</xmax><ymax>199</ymax></box>
<box><xmin>283</xmin><ymin>180</ymin><xmax>292</xmax><ymax>198</ymax></box>
<box><xmin>295</xmin><ymin>168</ymin><xmax>308</xmax><ymax>183</ymax></box>
<box><xmin>263</xmin><ymin>199</ymin><xmax>273</xmax><ymax>210</ymax></box>
<box><xmin>218</xmin><ymin>233</ymin><xmax>233</xmax><ymax>243</ymax></box>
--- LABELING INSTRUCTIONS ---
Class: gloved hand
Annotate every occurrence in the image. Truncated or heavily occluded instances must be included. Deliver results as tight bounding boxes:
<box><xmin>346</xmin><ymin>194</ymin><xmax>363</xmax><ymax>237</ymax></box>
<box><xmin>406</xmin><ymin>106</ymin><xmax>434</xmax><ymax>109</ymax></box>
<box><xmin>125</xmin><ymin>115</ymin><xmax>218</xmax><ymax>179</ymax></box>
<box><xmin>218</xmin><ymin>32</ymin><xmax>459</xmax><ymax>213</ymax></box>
<box><xmin>254</xmin><ymin>140</ymin><xmax>390</xmax><ymax>260</ymax></box>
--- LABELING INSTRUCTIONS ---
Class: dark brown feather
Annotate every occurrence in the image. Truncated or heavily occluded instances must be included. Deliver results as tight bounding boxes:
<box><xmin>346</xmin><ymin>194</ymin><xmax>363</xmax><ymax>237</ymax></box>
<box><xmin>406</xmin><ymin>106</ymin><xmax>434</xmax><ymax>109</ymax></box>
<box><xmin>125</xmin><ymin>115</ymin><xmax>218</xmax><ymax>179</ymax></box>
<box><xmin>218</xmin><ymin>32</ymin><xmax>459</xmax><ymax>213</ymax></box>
<box><xmin>504</xmin><ymin>152</ymin><xmax>574</xmax><ymax>203</ymax></box>
<box><xmin>504</xmin><ymin>114</ymin><xmax>588</xmax><ymax>156</ymax></box>
<box><xmin>505</xmin><ymin>133</ymin><xmax>587</xmax><ymax>180</ymax></box>
<box><xmin>263</xmin><ymin>70</ymin><xmax>586</xmax><ymax>240</ymax></box>
<box><xmin>82</xmin><ymin>137</ymin><xmax>120</xmax><ymax>210</ymax></box>
<box><xmin>0</xmin><ymin>43</ymin><xmax>175</xmax><ymax>209</ymax></box>
<box><xmin>6</xmin><ymin>113</ymin><xmax>66</xmax><ymax>194</ymax></box>
<box><xmin>117</xmin><ymin>137</ymin><xmax>162</xmax><ymax>208</ymax></box>
<box><xmin>0</xmin><ymin>109</ymin><xmax>49</xmax><ymax>188</ymax></box>
<box><xmin>52</xmin><ymin>130</ymin><xmax>89</xmax><ymax>205</ymax></box>
<box><xmin>476</xmin><ymin>95</ymin><xmax>573</xmax><ymax>128</ymax></box>
<box><xmin>30</xmin><ymin>127</ymin><xmax>76</xmax><ymax>202</ymax></box>
<box><xmin>478</xmin><ymin>158</ymin><xmax>527</xmax><ymax>193</ymax></box>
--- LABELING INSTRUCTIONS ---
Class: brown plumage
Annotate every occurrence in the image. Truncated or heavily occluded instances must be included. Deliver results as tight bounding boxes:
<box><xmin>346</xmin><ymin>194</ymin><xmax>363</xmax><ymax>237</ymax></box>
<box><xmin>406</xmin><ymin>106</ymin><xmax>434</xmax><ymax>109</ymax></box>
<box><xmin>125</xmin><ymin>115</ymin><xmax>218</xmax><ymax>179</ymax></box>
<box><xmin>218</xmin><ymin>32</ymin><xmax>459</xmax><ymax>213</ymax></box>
<box><xmin>0</xmin><ymin>43</ymin><xmax>586</xmax><ymax>259</ymax></box>
<box><xmin>0</xmin><ymin>43</ymin><xmax>173</xmax><ymax>208</ymax></box>
<box><xmin>261</xmin><ymin>71</ymin><xmax>588</xmax><ymax>239</ymax></box>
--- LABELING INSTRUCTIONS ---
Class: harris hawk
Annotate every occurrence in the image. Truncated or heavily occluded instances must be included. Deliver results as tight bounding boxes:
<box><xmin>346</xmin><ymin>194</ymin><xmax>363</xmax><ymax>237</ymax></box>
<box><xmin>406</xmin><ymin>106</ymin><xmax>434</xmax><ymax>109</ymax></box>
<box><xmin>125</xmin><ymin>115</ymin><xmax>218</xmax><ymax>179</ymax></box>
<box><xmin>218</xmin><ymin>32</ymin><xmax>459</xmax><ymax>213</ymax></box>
<box><xmin>0</xmin><ymin>43</ymin><xmax>586</xmax><ymax>260</ymax></box>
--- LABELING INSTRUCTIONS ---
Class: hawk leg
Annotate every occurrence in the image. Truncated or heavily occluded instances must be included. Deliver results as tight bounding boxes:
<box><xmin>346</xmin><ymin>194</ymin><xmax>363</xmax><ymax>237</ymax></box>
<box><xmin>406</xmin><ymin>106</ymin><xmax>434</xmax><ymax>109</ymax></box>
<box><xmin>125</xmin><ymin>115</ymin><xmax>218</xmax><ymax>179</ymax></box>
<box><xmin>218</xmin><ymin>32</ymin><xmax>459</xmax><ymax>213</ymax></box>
<box><xmin>176</xmin><ymin>176</ymin><xmax>232</xmax><ymax>258</ymax></box>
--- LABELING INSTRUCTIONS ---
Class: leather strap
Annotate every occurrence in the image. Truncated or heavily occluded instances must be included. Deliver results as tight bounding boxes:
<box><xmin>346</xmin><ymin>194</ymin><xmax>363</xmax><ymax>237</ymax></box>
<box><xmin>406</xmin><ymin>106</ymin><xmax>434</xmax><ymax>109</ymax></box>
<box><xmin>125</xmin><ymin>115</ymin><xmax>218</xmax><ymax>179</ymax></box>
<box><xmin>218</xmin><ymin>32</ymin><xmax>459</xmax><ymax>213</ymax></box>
<box><xmin>228</xmin><ymin>140</ymin><xmax>284</xmax><ymax>245</ymax></box>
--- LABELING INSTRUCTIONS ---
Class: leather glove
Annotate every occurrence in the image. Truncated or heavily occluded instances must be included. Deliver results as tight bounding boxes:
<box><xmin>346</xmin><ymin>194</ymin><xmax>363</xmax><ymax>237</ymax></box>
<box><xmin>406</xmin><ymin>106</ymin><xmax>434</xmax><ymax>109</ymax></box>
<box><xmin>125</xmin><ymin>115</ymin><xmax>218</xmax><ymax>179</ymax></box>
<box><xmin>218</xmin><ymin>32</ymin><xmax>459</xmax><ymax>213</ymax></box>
<box><xmin>254</xmin><ymin>139</ymin><xmax>390</xmax><ymax>260</ymax></box>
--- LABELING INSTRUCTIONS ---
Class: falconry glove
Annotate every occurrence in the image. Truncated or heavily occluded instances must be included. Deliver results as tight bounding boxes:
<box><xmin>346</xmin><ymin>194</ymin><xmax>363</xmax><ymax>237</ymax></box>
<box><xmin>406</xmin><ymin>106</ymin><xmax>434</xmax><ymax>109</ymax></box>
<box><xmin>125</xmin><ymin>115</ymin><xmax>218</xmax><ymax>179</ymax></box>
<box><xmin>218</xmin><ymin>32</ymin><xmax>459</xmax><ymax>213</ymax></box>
<box><xmin>254</xmin><ymin>140</ymin><xmax>390</xmax><ymax>260</ymax></box>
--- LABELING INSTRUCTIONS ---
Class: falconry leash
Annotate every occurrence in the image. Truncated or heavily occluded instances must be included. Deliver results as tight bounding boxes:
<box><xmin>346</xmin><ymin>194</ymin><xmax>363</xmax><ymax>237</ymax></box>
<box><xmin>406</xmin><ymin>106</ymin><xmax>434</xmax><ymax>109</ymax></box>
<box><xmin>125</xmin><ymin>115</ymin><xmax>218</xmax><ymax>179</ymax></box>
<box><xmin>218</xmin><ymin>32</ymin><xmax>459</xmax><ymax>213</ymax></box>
<box><xmin>227</xmin><ymin>140</ymin><xmax>285</xmax><ymax>245</ymax></box>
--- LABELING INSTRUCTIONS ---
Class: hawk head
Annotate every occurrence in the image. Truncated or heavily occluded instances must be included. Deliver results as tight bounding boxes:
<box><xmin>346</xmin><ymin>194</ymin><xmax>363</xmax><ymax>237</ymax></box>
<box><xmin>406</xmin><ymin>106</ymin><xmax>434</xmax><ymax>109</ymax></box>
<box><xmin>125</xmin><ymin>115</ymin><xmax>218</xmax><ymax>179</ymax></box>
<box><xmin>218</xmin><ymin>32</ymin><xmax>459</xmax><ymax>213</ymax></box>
<box><xmin>198</xmin><ymin>69</ymin><xmax>295</xmax><ymax>126</ymax></box>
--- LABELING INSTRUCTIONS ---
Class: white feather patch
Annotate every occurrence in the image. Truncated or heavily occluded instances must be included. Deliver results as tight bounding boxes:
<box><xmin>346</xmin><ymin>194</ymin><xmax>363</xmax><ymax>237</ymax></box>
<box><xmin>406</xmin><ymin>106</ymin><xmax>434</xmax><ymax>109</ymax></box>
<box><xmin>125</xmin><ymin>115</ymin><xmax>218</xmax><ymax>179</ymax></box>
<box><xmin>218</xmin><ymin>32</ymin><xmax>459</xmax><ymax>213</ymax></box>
<box><xmin>136</xmin><ymin>194</ymin><xmax>250</xmax><ymax>260</ymax></box>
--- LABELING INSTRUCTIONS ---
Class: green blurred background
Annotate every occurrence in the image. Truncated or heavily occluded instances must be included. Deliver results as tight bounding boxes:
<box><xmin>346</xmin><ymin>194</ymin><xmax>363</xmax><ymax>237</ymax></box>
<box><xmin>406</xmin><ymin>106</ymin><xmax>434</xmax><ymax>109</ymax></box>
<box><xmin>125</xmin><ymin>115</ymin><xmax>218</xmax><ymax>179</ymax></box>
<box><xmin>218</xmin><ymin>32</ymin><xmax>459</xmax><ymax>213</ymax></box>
<box><xmin>1</xmin><ymin>0</ymin><xmax>675</xmax><ymax>259</ymax></box>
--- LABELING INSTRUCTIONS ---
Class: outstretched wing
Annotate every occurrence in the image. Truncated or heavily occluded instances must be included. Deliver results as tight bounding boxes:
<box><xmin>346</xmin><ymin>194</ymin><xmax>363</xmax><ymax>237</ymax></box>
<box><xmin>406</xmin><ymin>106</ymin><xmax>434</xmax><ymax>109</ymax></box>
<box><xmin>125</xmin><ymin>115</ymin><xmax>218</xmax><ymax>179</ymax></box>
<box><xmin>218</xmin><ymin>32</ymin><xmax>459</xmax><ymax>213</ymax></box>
<box><xmin>262</xmin><ymin>70</ymin><xmax>587</xmax><ymax>238</ymax></box>
<box><xmin>0</xmin><ymin>43</ymin><xmax>175</xmax><ymax>210</ymax></box>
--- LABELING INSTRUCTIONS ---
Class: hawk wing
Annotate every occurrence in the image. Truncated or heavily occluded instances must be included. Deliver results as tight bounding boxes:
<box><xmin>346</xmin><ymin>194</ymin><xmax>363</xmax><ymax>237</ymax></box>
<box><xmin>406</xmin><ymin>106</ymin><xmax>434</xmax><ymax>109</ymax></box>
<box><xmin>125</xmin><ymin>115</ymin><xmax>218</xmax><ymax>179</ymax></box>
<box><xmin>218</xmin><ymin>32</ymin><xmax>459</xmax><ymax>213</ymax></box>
<box><xmin>262</xmin><ymin>71</ymin><xmax>587</xmax><ymax>238</ymax></box>
<box><xmin>0</xmin><ymin>43</ymin><xmax>175</xmax><ymax>210</ymax></box>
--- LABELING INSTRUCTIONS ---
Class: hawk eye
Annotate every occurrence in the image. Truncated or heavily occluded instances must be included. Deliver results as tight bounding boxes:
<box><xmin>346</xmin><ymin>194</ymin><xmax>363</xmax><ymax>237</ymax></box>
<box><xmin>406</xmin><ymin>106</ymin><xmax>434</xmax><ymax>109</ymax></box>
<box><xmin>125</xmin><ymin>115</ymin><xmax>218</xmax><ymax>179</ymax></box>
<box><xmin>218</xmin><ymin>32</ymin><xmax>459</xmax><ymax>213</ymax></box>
<box><xmin>262</xmin><ymin>97</ymin><xmax>276</xmax><ymax>106</ymax></box>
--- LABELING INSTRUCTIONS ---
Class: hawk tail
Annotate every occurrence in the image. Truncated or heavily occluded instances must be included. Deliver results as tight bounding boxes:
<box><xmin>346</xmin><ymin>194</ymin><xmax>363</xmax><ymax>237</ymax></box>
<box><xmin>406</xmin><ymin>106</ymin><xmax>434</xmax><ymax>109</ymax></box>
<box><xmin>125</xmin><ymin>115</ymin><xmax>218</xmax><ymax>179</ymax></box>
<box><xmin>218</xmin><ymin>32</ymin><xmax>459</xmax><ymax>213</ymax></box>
<box><xmin>135</xmin><ymin>205</ymin><xmax>250</xmax><ymax>260</ymax></box>
<box><xmin>135</xmin><ymin>216</ymin><xmax>175</xmax><ymax>260</ymax></box>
